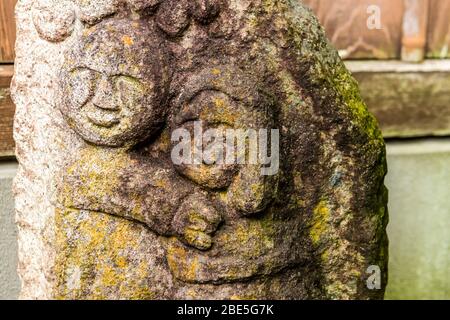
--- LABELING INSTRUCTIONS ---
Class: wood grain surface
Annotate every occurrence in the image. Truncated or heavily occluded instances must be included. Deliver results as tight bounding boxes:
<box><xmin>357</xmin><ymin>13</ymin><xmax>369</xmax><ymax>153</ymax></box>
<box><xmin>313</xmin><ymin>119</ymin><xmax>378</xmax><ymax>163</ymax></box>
<box><xmin>0</xmin><ymin>0</ymin><xmax>17</xmax><ymax>62</ymax></box>
<box><xmin>302</xmin><ymin>0</ymin><xmax>404</xmax><ymax>59</ymax></box>
<box><xmin>427</xmin><ymin>0</ymin><xmax>450</xmax><ymax>58</ymax></box>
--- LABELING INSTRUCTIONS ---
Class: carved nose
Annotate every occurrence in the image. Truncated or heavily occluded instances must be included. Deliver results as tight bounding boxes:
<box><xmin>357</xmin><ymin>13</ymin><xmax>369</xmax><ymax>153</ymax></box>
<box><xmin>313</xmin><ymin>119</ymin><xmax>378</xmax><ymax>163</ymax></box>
<box><xmin>92</xmin><ymin>76</ymin><xmax>119</xmax><ymax>111</ymax></box>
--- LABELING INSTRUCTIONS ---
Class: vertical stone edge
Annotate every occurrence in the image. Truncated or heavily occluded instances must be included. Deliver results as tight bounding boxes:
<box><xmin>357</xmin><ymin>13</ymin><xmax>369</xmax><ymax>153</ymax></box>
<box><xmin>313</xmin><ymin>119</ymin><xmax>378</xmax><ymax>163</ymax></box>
<box><xmin>11</xmin><ymin>0</ymin><xmax>71</xmax><ymax>299</ymax></box>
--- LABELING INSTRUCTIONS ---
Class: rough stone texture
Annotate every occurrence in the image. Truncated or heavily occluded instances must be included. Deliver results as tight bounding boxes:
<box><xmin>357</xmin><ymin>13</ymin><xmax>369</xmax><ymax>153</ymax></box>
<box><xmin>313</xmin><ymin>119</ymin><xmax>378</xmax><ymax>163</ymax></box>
<box><xmin>13</xmin><ymin>0</ymin><xmax>388</xmax><ymax>299</ymax></box>
<box><xmin>0</xmin><ymin>162</ymin><xmax>20</xmax><ymax>300</ymax></box>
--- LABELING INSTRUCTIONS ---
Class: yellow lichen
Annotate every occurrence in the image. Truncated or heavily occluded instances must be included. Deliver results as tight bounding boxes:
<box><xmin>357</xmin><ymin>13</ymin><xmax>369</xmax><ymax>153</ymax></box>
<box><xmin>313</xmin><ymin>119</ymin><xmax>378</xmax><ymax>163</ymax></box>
<box><xmin>230</xmin><ymin>295</ymin><xmax>258</xmax><ymax>300</ymax></box>
<box><xmin>310</xmin><ymin>200</ymin><xmax>330</xmax><ymax>245</ymax></box>
<box><xmin>55</xmin><ymin>147</ymin><xmax>157</xmax><ymax>299</ymax></box>
<box><xmin>166</xmin><ymin>239</ymin><xmax>200</xmax><ymax>281</ymax></box>
<box><xmin>212</xmin><ymin>68</ymin><xmax>221</xmax><ymax>75</ymax></box>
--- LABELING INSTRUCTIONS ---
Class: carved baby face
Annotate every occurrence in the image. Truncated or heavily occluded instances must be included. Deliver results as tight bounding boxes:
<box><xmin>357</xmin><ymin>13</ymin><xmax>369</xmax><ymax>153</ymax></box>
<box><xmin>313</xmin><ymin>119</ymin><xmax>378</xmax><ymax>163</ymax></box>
<box><xmin>173</xmin><ymin>90</ymin><xmax>239</xmax><ymax>189</ymax></box>
<box><xmin>173</xmin><ymin>88</ymin><xmax>278</xmax><ymax>212</ymax></box>
<box><xmin>172</xmin><ymin>66</ymin><xmax>279</xmax><ymax>216</ymax></box>
<box><xmin>60</xmin><ymin>18</ymin><xmax>170</xmax><ymax>148</ymax></box>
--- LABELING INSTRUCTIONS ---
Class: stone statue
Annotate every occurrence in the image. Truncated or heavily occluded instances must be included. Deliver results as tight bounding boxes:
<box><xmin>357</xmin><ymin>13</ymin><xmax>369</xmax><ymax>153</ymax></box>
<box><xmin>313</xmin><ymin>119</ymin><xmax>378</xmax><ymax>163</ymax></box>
<box><xmin>13</xmin><ymin>0</ymin><xmax>388</xmax><ymax>300</ymax></box>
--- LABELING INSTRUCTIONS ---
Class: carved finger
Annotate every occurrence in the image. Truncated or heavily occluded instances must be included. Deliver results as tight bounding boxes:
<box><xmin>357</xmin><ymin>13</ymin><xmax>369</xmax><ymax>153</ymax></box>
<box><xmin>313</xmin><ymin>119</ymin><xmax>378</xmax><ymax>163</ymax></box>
<box><xmin>183</xmin><ymin>229</ymin><xmax>213</xmax><ymax>251</ymax></box>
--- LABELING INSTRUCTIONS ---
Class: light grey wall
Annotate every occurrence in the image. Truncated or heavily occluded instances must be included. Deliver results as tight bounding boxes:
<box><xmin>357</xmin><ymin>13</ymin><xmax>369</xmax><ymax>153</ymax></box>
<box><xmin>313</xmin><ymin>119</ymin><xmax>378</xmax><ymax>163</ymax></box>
<box><xmin>0</xmin><ymin>139</ymin><xmax>449</xmax><ymax>299</ymax></box>
<box><xmin>0</xmin><ymin>161</ymin><xmax>20</xmax><ymax>300</ymax></box>
<box><xmin>385</xmin><ymin>139</ymin><xmax>450</xmax><ymax>300</ymax></box>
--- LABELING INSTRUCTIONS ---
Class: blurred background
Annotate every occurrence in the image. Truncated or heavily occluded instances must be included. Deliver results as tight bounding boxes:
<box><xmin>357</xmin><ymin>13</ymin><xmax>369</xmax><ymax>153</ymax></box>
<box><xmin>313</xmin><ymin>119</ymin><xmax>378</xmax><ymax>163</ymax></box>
<box><xmin>0</xmin><ymin>0</ymin><xmax>449</xmax><ymax>299</ymax></box>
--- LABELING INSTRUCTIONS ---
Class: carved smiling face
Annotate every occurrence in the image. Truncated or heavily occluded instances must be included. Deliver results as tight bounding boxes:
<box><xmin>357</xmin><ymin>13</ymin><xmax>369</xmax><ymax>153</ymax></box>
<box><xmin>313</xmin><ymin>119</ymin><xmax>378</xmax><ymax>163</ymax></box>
<box><xmin>60</xmin><ymin>18</ymin><xmax>170</xmax><ymax>148</ymax></box>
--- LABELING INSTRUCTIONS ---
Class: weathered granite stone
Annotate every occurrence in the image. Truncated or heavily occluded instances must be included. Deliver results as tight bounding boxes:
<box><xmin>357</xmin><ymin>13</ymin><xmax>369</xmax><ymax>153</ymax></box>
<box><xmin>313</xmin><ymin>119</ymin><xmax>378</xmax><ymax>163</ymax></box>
<box><xmin>13</xmin><ymin>0</ymin><xmax>388</xmax><ymax>300</ymax></box>
<box><xmin>32</xmin><ymin>0</ymin><xmax>76</xmax><ymax>42</ymax></box>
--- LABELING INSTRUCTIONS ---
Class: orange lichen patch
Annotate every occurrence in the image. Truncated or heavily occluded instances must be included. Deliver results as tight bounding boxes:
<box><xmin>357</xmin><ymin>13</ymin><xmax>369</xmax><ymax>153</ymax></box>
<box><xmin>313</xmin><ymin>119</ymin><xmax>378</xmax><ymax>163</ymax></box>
<box><xmin>197</xmin><ymin>93</ymin><xmax>238</xmax><ymax>126</ymax></box>
<box><xmin>122</xmin><ymin>35</ymin><xmax>134</xmax><ymax>46</ymax></box>
<box><xmin>214</xmin><ymin>97</ymin><xmax>226</xmax><ymax>108</ymax></box>
<box><xmin>212</xmin><ymin>68</ymin><xmax>221</xmax><ymax>75</ymax></box>
<box><xmin>115</xmin><ymin>256</ymin><xmax>128</xmax><ymax>269</ymax></box>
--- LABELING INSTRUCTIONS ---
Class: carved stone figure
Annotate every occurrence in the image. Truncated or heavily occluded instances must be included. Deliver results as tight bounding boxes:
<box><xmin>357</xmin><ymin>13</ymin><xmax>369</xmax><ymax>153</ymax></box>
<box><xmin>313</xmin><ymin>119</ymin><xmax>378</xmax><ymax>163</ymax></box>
<box><xmin>13</xmin><ymin>0</ymin><xmax>389</xmax><ymax>300</ymax></box>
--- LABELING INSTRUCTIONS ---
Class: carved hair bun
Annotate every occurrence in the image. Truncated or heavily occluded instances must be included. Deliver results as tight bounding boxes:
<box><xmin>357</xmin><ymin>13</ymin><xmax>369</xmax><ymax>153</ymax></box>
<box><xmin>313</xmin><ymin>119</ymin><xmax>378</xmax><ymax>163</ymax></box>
<box><xmin>155</xmin><ymin>0</ymin><xmax>191</xmax><ymax>37</ymax></box>
<box><xmin>32</xmin><ymin>0</ymin><xmax>75</xmax><ymax>42</ymax></box>
<box><xmin>156</xmin><ymin>0</ymin><xmax>221</xmax><ymax>37</ymax></box>
<box><xmin>78</xmin><ymin>0</ymin><xmax>122</xmax><ymax>25</ymax></box>
<box><xmin>191</xmin><ymin>0</ymin><xmax>221</xmax><ymax>23</ymax></box>
<box><xmin>32</xmin><ymin>0</ymin><xmax>222</xmax><ymax>42</ymax></box>
<box><xmin>128</xmin><ymin>0</ymin><xmax>162</xmax><ymax>11</ymax></box>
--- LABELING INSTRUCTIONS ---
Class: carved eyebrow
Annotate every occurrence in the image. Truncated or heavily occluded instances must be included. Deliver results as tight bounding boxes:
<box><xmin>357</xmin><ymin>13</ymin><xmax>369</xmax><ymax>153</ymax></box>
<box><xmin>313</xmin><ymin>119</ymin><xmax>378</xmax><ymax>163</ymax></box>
<box><xmin>68</xmin><ymin>68</ymin><xmax>146</xmax><ymax>86</ymax></box>
<box><xmin>178</xmin><ymin>117</ymin><xmax>234</xmax><ymax>128</ymax></box>
<box><xmin>176</xmin><ymin>90</ymin><xmax>237</xmax><ymax>126</ymax></box>
<box><xmin>176</xmin><ymin>66</ymin><xmax>262</xmax><ymax>109</ymax></box>
<box><xmin>111</xmin><ymin>72</ymin><xmax>146</xmax><ymax>81</ymax></box>
<box><xmin>68</xmin><ymin>66</ymin><xmax>100</xmax><ymax>78</ymax></box>
<box><xmin>69</xmin><ymin>66</ymin><xmax>94</xmax><ymax>72</ymax></box>
<box><xmin>69</xmin><ymin>65</ymin><xmax>147</xmax><ymax>81</ymax></box>
<box><xmin>113</xmin><ymin>74</ymin><xmax>144</xmax><ymax>84</ymax></box>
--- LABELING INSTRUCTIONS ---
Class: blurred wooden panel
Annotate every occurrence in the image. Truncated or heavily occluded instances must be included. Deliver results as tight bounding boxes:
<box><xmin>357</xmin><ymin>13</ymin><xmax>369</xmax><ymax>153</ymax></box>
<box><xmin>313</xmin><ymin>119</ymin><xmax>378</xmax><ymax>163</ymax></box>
<box><xmin>427</xmin><ymin>0</ymin><xmax>450</xmax><ymax>58</ymax></box>
<box><xmin>302</xmin><ymin>0</ymin><xmax>404</xmax><ymax>59</ymax></box>
<box><xmin>0</xmin><ymin>65</ymin><xmax>15</xmax><ymax>157</ymax></box>
<box><xmin>401</xmin><ymin>0</ymin><xmax>429</xmax><ymax>62</ymax></box>
<box><xmin>0</xmin><ymin>65</ymin><xmax>13</xmax><ymax>87</ymax></box>
<box><xmin>0</xmin><ymin>0</ymin><xmax>17</xmax><ymax>62</ymax></box>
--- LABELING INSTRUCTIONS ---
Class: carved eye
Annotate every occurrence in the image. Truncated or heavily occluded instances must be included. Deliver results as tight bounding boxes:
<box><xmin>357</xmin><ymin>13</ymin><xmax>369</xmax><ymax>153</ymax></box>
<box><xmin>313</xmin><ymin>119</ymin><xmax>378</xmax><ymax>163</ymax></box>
<box><xmin>184</xmin><ymin>90</ymin><xmax>237</xmax><ymax>127</ymax></box>
<box><xmin>114</xmin><ymin>76</ymin><xmax>145</xmax><ymax>104</ymax></box>
<box><xmin>68</xmin><ymin>68</ymin><xmax>96</xmax><ymax>108</ymax></box>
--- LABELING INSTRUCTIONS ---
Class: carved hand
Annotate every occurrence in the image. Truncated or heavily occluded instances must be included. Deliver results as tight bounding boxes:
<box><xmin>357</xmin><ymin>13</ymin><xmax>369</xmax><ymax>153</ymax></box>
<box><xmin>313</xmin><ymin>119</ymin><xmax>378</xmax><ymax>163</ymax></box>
<box><xmin>172</xmin><ymin>194</ymin><xmax>223</xmax><ymax>251</ymax></box>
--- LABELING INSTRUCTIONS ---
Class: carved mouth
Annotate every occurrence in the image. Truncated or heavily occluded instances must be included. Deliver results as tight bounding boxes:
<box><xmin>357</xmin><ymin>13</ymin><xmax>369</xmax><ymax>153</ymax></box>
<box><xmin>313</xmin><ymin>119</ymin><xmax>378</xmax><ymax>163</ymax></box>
<box><xmin>86</xmin><ymin>111</ymin><xmax>121</xmax><ymax>128</ymax></box>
